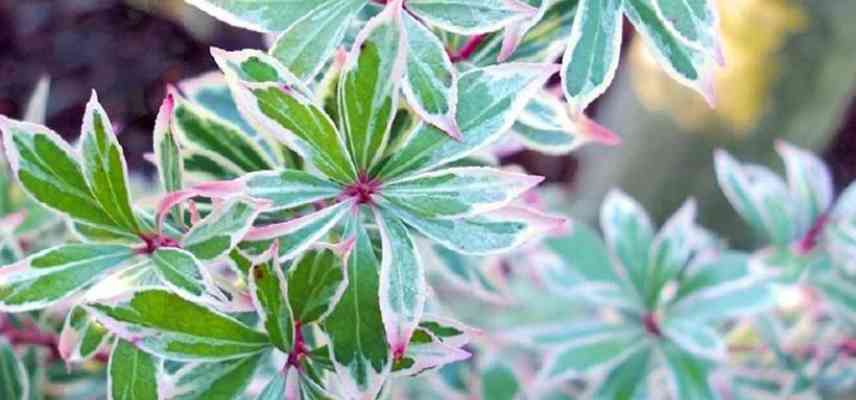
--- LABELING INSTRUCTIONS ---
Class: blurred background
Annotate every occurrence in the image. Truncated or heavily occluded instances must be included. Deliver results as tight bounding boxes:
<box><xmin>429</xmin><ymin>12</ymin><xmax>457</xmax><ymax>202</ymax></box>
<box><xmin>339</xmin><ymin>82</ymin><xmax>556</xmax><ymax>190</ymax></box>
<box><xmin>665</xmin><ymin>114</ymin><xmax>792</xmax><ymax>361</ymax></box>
<box><xmin>1</xmin><ymin>0</ymin><xmax>855</xmax><ymax>248</ymax></box>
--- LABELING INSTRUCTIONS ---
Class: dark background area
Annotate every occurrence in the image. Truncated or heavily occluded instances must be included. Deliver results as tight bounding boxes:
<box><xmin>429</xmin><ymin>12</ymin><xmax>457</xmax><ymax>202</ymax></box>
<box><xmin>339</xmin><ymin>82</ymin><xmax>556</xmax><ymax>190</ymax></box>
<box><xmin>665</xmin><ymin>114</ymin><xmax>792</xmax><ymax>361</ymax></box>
<box><xmin>1</xmin><ymin>0</ymin><xmax>854</xmax><ymax>189</ymax></box>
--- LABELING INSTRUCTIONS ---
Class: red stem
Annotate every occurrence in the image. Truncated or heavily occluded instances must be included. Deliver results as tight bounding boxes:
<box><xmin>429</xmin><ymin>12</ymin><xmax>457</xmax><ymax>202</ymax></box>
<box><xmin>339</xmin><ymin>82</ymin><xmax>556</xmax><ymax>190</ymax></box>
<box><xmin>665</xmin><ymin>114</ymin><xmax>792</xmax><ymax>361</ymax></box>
<box><xmin>449</xmin><ymin>35</ymin><xmax>487</xmax><ymax>63</ymax></box>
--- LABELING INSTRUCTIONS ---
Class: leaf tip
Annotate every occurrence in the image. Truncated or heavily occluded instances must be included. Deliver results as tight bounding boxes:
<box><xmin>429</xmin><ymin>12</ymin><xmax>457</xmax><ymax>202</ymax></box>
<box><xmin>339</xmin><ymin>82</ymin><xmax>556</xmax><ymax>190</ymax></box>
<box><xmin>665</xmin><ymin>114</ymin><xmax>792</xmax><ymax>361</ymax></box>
<box><xmin>576</xmin><ymin>112</ymin><xmax>621</xmax><ymax>146</ymax></box>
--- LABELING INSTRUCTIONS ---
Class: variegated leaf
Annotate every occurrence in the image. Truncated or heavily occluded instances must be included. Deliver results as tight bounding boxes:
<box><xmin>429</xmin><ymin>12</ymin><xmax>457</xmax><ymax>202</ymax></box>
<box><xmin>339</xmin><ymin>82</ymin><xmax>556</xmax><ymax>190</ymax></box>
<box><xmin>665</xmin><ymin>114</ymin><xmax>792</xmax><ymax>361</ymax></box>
<box><xmin>592</xmin><ymin>346</ymin><xmax>651</xmax><ymax>399</ymax></box>
<box><xmin>776</xmin><ymin>141</ymin><xmax>833</xmax><ymax>233</ymax></box>
<box><xmin>108</xmin><ymin>340</ymin><xmax>160</xmax><ymax>400</ymax></box>
<box><xmin>623</xmin><ymin>0</ymin><xmax>716</xmax><ymax>105</ymax></box>
<box><xmin>512</xmin><ymin>93</ymin><xmax>620</xmax><ymax>155</ymax></box>
<box><xmin>169</xmin><ymin>353</ymin><xmax>266</xmax><ymax>400</ymax></box>
<box><xmin>154</xmin><ymin>94</ymin><xmax>183</xmax><ymax>195</ymax></box>
<box><xmin>185</xmin><ymin>0</ymin><xmax>338</xmax><ymax>32</ymax></box>
<box><xmin>0</xmin><ymin>339</ymin><xmax>28</xmax><ymax>400</ymax></box>
<box><xmin>58</xmin><ymin>306</ymin><xmax>111</xmax><ymax>364</ymax></box>
<box><xmin>286</xmin><ymin>247</ymin><xmax>348</xmax><ymax>325</ymax></box>
<box><xmin>660</xmin><ymin>342</ymin><xmax>717</xmax><ymax>400</ymax></box>
<box><xmin>670</xmin><ymin>273</ymin><xmax>772</xmax><ymax>322</ymax></box>
<box><xmin>87</xmin><ymin>289</ymin><xmax>270</xmax><ymax>361</ymax></box>
<box><xmin>662</xmin><ymin>317</ymin><xmax>725</xmax><ymax>362</ymax></box>
<box><xmin>181</xmin><ymin>199</ymin><xmax>262</xmax><ymax>261</ymax></box>
<box><xmin>645</xmin><ymin>199</ymin><xmax>702</xmax><ymax>307</ymax></box>
<box><xmin>243</xmin><ymin>169</ymin><xmax>342</xmax><ymax>212</ymax></box>
<box><xmin>561</xmin><ymin>0</ymin><xmax>623</xmax><ymax>112</ymax></box>
<box><xmin>401</xmin><ymin>12</ymin><xmax>459</xmax><ymax>138</ymax></box>
<box><xmin>651</xmin><ymin>0</ymin><xmax>723</xmax><ymax>63</ymax></box>
<box><xmin>406</xmin><ymin>0</ymin><xmax>537</xmax><ymax>34</ymax></box>
<box><xmin>151</xmin><ymin>248</ymin><xmax>221</xmax><ymax>303</ymax></box>
<box><xmin>382</xmin><ymin>167</ymin><xmax>542</xmax><ymax>219</ymax></box>
<box><xmin>377</xmin><ymin>63</ymin><xmax>558</xmax><ymax>179</ymax></box>
<box><xmin>600</xmin><ymin>190</ymin><xmax>655</xmax><ymax>298</ymax></box>
<box><xmin>538</xmin><ymin>328</ymin><xmax>646</xmax><ymax>387</ymax></box>
<box><xmin>0</xmin><ymin>244</ymin><xmax>136</xmax><ymax>312</ymax></box>
<box><xmin>248</xmin><ymin>251</ymin><xmax>295</xmax><ymax>353</ymax></box>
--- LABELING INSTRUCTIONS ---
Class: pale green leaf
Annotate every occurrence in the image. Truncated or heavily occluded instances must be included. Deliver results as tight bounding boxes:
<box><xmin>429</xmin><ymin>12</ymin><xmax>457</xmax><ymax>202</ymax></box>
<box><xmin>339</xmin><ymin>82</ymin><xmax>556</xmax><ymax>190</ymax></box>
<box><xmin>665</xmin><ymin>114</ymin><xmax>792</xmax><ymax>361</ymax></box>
<box><xmin>181</xmin><ymin>199</ymin><xmax>261</xmax><ymax>261</ymax></box>
<box><xmin>406</xmin><ymin>0</ymin><xmax>536</xmax><ymax>34</ymax></box>
<box><xmin>249</xmin><ymin>255</ymin><xmax>295</xmax><ymax>353</ymax></box>
<box><xmin>561</xmin><ymin>0</ymin><xmax>623</xmax><ymax>111</ymax></box>
<box><xmin>660</xmin><ymin>342</ymin><xmax>717</xmax><ymax>400</ymax></box>
<box><xmin>109</xmin><ymin>340</ymin><xmax>160</xmax><ymax>400</ymax></box>
<box><xmin>58</xmin><ymin>306</ymin><xmax>111</xmax><ymax>364</ymax></box>
<box><xmin>152</xmin><ymin>248</ymin><xmax>220</xmax><ymax>302</ymax></box>
<box><xmin>0</xmin><ymin>340</ymin><xmax>28</xmax><ymax>400</ymax></box>
<box><xmin>651</xmin><ymin>0</ymin><xmax>723</xmax><ymax>62</ymax></box>
<box><xmin>0</xmin><ymin>244</ymin><xmax>135</xmax><ymax>312</ymax></box>
<box><xmin>382</xmin><ymin>167</ymin><xmax>542</xmax><ymax>218</ymax></box>
<box><xmin>592</xmin><ymin>346</ymin><xmax>651</xmax><ymax>400</ymax></box>
<box><xmin>185</xmin><ymin>0</ymin><xmax>337</xmax><ymax>32</ymax></box>
<box><xmin>243</xmin><ymin>169</ymin><xmax>341</xmax><ymax>212</ymax></box>
<box><xmin>512</xmin><ymin>93</ymin><xmax>619</xmax><ymax>155</ymax></box>
<box><xmin>88</xmin><ymin>289</ymin><xmax>270</xmax><ymax>361</ymax></box>
<box><xmin>286</xmin><ymin>247</ymin><xmax>347</xmax><ymax>324</ymax></box>
<box><xmin>539</xmin><ymin>328</ymin><xmax>646</xmax><ymax>386</ymax></box>
<box><xmin>153</xmin><ymin>94</ymin><xmax>184</xmax><ymax>196</ymax></box>
<box><xmin>776</xmin><ymin>141</ymin><xmax>833</xmax><ymax>233</ymax></box>
<box><xmin>670</xmin><ymin>273</ymin><xmax>772</xmax><ymax>322</ymax></box>
<box><xmin>662</xmin><ymin>317</ymin><xmax>725</xmax><ymax>362</ymax></box>
<box><xmin>171</xmin><ymin>353</ymin><xmax>266</xmax><ymax>400</ymax></box>
<box><xmin>600</xmin><ymin>190</ymin><xmax>654</xmax><ymax>298</ymax></box>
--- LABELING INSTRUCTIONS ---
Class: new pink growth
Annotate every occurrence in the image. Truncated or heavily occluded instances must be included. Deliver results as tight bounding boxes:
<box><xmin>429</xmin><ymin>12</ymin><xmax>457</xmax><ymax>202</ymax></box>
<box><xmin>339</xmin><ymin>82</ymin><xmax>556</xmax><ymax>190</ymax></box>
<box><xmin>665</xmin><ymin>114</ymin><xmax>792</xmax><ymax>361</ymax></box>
<box><xmin>341</xmin><ymin>173</ymin><xmax>382</xmax><ymax>205</ymax></box>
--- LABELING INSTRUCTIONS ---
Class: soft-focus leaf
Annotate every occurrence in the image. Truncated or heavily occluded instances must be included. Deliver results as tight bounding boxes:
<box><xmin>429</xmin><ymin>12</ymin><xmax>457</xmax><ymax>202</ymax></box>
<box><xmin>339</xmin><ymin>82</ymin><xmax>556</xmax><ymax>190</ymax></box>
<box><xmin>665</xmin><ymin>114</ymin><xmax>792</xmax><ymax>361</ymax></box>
<box><xmin>382</xmin><ymin>167</ymin><xmax>542</xmax><ymax>219</ymax></box>
<box><xmin>23</xmin><ymin>76</ymin><xmax>50</xmax><ymax>125</ymax></box>
<box><xmin>151</xmin><ymin>248</ymin><xmax>220</xmax><ymax>302</ymax></box>
<box><xmin>375</xmin><ymin>208</ymin><xmax>426</xmax><ymax>356</ymax></box>
<box><xmin>387</xmin><ymin>203</ymin><xmax>565</xmax><ymax>255</ymax></box>
<box><xmin>248</xmin><ymin>253</ymin><xmax>295</xmax><ymax>352</ymax></box>
<box><xmin>170</xmin><ymin>353</ymin><xmax>265</xmax><ymax>400</ymax></box>
<box><xmin>406</xmin><ymin>0</ymin><xmax>536</xmax><ymax>34</ymax></box>
<box><xmin>600</xmin><ymin>190</ymin><xmax>654</xmax><ymax>298</ymax></box>
<box><xmin>480</xmin><ymin>361</ymin><xmax>520</xmax><ymax>400</ymax></box>
<box><xmin>323</xmin><ymin>213</ymin><xmax>390</xmax><ymax>398</ymax></box>
<box><xmin>561</xmin><ymin>0</ymin><xmax>622</xmax><ymax>111</ymax></box>
<box><xmin>270</xmin><ymin>0</ymin><xmax>366</xmax><ymax>81</ymax></box>
<box><xmin>0</xmin><ymin>244</ymin><xmax>135</xmax><ymax>312</ymax></box>
<box><xmin>108</xmin><ymin>340</ymin><xmax>160</xmax><ymax>400</ymax></box>
<box><xmin>80</xmin><ymin>92</ymin><xmax>142</xmax><ymax>235</ymax></box>
<box><xmin>670</xmin><ymin>273</ymin><xmax>772</xmax><ymax>322</ymax></box>
<box><xmin>0</xmin><ymin>339</ymin><xmax>28</xmax><ymax>400</ymax></box>
<box><xmin>286</xmin><ymin>247</ymin><xmax>348</xmax><ymax>324</ymax></box>
<box><xmin>651</xmin><ymin>0</ymin><xmax>722</xmax><ymax>62</ymax></box>
<box><xmin>813</xmin><ymin>273</ymin><xmax>856</xmax><ymax>323</ymax></box>
<box><xmin>87</xmin><ymin>289</ymin><xmax>270</xmax><ymax>361</ymax></box>
<box><xmin>58</xmin><ymin>306</ymin><xmax>111</xmax><ymax>364</ymax></box>
<box><xmin>181</xmin><ymin>199</ymin><xmax>261</xmax><ymax>261</ymax></box>
<box><xmin>243</xmin><ymin>169</ymin><xmax>341</xmax><ymax>212</ymax></box>
<box><xmin>401</xmin><ymin>12</ymin><xmax>459</xmax><ymax>137</ymax></box>
<box><xmin>623</xmin><ymin>0</ymin><xmax>716</xmax><ymax>105</ymax></box>
<box><xmin>377</xmin><ymin>63</ymin><xmax>558</xmax><ymax>179</ymax></box>
<box><xmin>660</xmin><ymin>342</ymin><xmax>717</xmax><ymax>400</ymax></box>
<box><xmin>538</xmin><ymin>328</ymin><xmax>646</xmax><ymax>386</ymax></box>
<box><xmin>662</xmin><ymin>317</ymin><xmax>725</xmax><ymax>362</ymax></box>
<box><xmin>340</xmin><ymin>0</ymin><xmax>406</xmax><ymax>171</ymax></box>
<box><xmin>512</xmin><ymin>93</ymin><xmax>619</xmax><ymax>155</ymax></box>
<box><xmin>776</xmin><ymin>141</ymin><xmax>833</xmax><ymax>232</ymax></box>
<box><xmin>645</xmin><ymin>200</ymin><xmax>700</xmax><ymax>306</ymax></box>
<box><xmin>592</xmin><ymin>346</ymin><xmax>651</xmax><ymax>400</ymax></box>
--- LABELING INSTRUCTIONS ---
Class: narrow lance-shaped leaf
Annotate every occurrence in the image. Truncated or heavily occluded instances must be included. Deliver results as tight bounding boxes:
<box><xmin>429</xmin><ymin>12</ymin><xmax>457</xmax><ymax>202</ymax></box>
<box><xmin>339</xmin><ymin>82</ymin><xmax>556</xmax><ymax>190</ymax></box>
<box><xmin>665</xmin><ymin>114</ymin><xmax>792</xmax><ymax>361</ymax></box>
<box><xmin>23</xmin><ymin>75</ymin><xmax>50</xmax><ymax>124</ymax></box>
<box><xmin>185</xmin><ymin>0</ymin><xmax>334</xmax><ymax>32</ymax></box>
<box><xmin>660</xmin><ymin>342</ymin><xmax>717</xmax><ymax>400</ymax></box>
<box><xmin>381</xmin><ymin>166</ymin><xmax>543</xmax><ymax>219</ymax></box>
<box><xmin>401</xmin><ymin>12</ymin><xmax>460</xmax><ymax>138</ymax></box>
<box><xmin>386</xmin><ymin>203</ymin><xmax>566</xmax><ymax>255</ymax></box>
<box><xmin>248</xmin><ymin>246</ymin><xmax>295</xmax><ymax>353</ymax></box>
<box><xmin>537</xmin><ymin>328</ymin><xmax>646</xmax><ymax>387</ymax></box>
<box><xmin>645</xmin><ymin>199</ymin><xmax>700</xmax><ymax>306</ymax></box>
<box><xmin>600</xmin><ymin>190</ymin><xmax>655</xmax><ymax>299</ymax></box>
<box><xmin>87</xmin><ymin>289</ymin><xmax>270</xmax><ymax>361</ymax></box>
<box><xmin>497</xmin><ymin>0</ymin><xmax>551</xmax><ymax>62</ymax></box>
<box><xmin>406</xmin><ymin>0</ymin><xmax>537</xmax><ymax>35</ymax></box>
<box><xmin>670</xmin><ymin>274</ymin><xmax>773</xmax><ymax>322</ymax></box>
<box><xmin>776</xmin><ymin>141</ymin><xmax>833</xmax><ymax>232</ymax></box>
<box><xmin>374</xmin><ymin>208</ymin><xmax>426</xmax><ymax>357</ymax></box>
<box><xmin>168</xmin><ymin>352</ymin><xmax>266</xmax><ymax>400</ymax></box>
<box><xmin>151</xmin><ymin>248</ymin><xmax>222</xmax><ymax>303</ymax></box>
<box><xmin>243</xmin><ymin>169</ymin><xmax>342</xmax><ymax>212</ymax></box>
<box><xmin>1</xmin><ymin>118</ymin><xmax>117</xmax><ymax>230</ymax></box>
<box><xmin>0</xmin><ymin>244</ymin><xmax>136</xmax><ymax>312</ymax></box>
<box><xmin>662</xmin><ymin>317</ymin><xmax>726</xmax><ymax>362</ymax></box>
<box><xmin>58</xmin><ymin>306</ymin><xmax>111</xmax><ymax>364</ymax></box>
<box><xmin>561</xmin><ymin>0</ymin><xmax>623</xmax><ymax>112</ymax></box>
<box><xmin>592</xmin><ymin>347</ymin><xmax>652</xmax><ymax>399</ymax></box>
<box><xmin>108</xmin><ymin>340</ymin><xmax>160</xmax><ymax>400</ymax></box>
<box><xmin>651</xmin><ymin>0</ymin><xmax>723</xmax><ymax>63</ymax></box>
<box><xmin>181</xmin><ymin>199</ymin><xmax>262</xmax><ymax>261</ymax></box>
<box><xmin>0</xmin><ymin>339</ymin><xmax>28</xmax><ymax>400</ymax></box>
<box><xmin>377</xmin><ymin>63</ymin><xmax>558</xmax><ymax>179</ymax></box>
<box><xmin>270</xmin><ymin>0</ymin><xmax>367</xmax><ymax>82</ymax></box>
<box><xmin>153</xmin><ymin>93</ymin><xmax>183</xmax><ymax>194</ymax></box>
<box><xmin>340</xmin><ymin>0</ymin><xmax>407</xmax><ymax>171</ymax></box>
<box><xmin>80</xmin><ymin>92</ymin><xmax>142</xmax><ymax>234</ymax></box>
<box><xmin>623</xmin><ymin>0</ymin><xmax>716</xmax><ymax>105</ymax></box>
<box><xmin>392</xmin><ymin>317</ymin><xmax>473</xmax><ymax>377</ymax></box>
<box><xmin>287</xmin><ymin>246</ymin><xmax>349</xmax><ymax>325</ymax></box>
<box><xmin>216</xmin><ymin>51</ymin><xmax>356</xmax><ymax>184</ymax></box>
<box><xmin>324</xmin><ymin>211</ymin><xmax>390</xmax><ymax>399</ymax></box>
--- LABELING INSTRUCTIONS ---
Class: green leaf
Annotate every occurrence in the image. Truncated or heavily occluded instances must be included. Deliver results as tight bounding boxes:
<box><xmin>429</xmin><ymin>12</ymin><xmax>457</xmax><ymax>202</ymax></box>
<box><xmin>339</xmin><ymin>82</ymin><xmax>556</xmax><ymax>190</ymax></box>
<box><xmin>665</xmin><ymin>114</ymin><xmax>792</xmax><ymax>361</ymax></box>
<box><xmin>185</xmin><ymin>0</ymin><xmax>340</xmax><ymax>32</ymax></box>
<box><xmin>429</xmin><ymin>245</ymin><xmax>507</xmax><ymax>303</ymax></box>
<box><xmin>340</xmin><ymin>1</ymin><xmax>406</xmax><ymax>171</ymax></box>
<box><xmin>270</xmin><ymin>0</ymin><xmax>367</xmax><ymax>81</ymax></box>
<box><xmin>80</xmin><ymin>92</ymin><xmax>143</xmax><ymax>235</ymax></box>
<box><xmin>375</xmin><ymin>208</ymin><xmax>426</xmax><ymax>355</ymax></box>
<box><xmin>660</xmin><ymin>342</ymin><xmax>717</xmax><ymax>400</ymax></box>
<box><xmin>377</xmin><ymin>63</ymin><xmax>558</xmax><ymax>179</ymax></box>
<box><xmin>172</xmin><ymin>93</ymin><xmax>276</xmax><ymax>175</ymax></box>
<box><xmin>813</xmin><ymin>273</ymin><xmax>856</xmax><ymax>323</ymax></box>
<box><xmin>151</xmin><ymin>248</ymin><xmax>220</xmax><ymax>302</ymax></box>
<box><xmin>392</xmin><ymin>317</ymin><xmax>472</xmax><ymax>377</ymax></box>
<box><xmin>0</xmin><ymin>244</ymin><xmax>135</xmax><ymax>312</ymax></box>
<box><xmin>258</xmin><ymin>374</ymin><xmax>287</xmax><ymax>400</ymax></box>
<box><xmin>674</xmin><ymin>251</ymin><xmax>751</xmax><ymax>300</ymax></box>
<box><xmin>181</xmin><ymin>199</ymin><xmax>261</xmax><ymax>261</ymax></box>
<box><xmin>401</xmin><ymin>12</ymin><xmax>459</xmax><ymax>137</ymax></box>
<box><xmin>248</xmin><ymin>254</ymin><xmax>295</xmax><ymax>353</ymax></box>
<box><xmin>538</xmin><ymin>328</ymin><xmax>646</xmax><ymax>387</ymax></box>
<box><xmin>561</xmin><ymin>0</ymin><xmax>623</xmax><ymax>111</ymax></box>
<box><xmin>600</xmin><ymin>190</ymin><xmax>654</xmax><ymax>298</ymax></box>
<box><xmin>218</xmin><ymin>57</ymin><xmax>356</xmax><ymax>184</ymax></box>
<box><xmin>670</xmin><ymin>272</ymin><xmax>772</xmax><ymax>322</ymax></box>
<box><xmin>58</xmin><ymin>306</ymin><xmax>111</xmax><ymax>364</ymax></box>
<box><xmin>108</xmin><ymin>340</ymin><xmax>160</xmax><ymax>400</ymax></box>
<box><xmin>87</xmin><ymin>289</ymin><xmax>270</xmax><ymax>361</ymax></box>
<box><xmin>645</xmin><ymin>200</ymin><xmax>703</xmax><ymax>307</ymax></box>
<box><xmin>623</xmin><ymin>0</ymin><xmax>716</xmax><ymax>105</ymax></box>
<box><xmin>662</xmin><ymin>317</ymin><xmax>725</xmax><ymax>362</ymax></box>
<box><xmin>387</xmin><ymin>204</ymin><xmax>565</xmax><ymax>255</ymax></box>
<box><xmin>776</xmin><ymin>141</ymin><xmax>833</xmax><ymax>233</ymax></box>
<box><xmin>243</xmin><ymin>169</ymin><xmax>341</xmax><ymax>212</ymax></box>
<box><xmin>153</xmin><ymin>94</ymin><xmax>183</xmax><ymax>195</ymax></box>
<box><xmin>286</xmin><ymin>247</ymin><xmax>348</xmax><ymax>324</ymax></box>
<box><xmin>481</xmin><ymin>361</ymin><xmax>520</xmax><ymax>400</ymax></box>
<box><xmin>406</xmin><ymin>0</ymin><xmax>536</xmax><ymax>34</ymax></box>
<box><xmin>382</xmin><ymin>166</ymin><xmax>542</xmax><ymax>219</ymax></box>
<box><xmin>592</xmin><ymin>347</ymin><xmax>651</xmax><ymax>400</ymax></box>
<box><xmin>170</xmin><ymin>353</ymin><xmax>266</xmax><ymax>400</ymax></box>
<box><xmin>651</xmin><ymin>0</ymin><xmax>723</xmax><ymax>62</ymax></box>
<box><xmin>323</xmin><ymin>212</ymin><xmax>390</xmax><ymax>398</ymax></box>
<box><xmin>1</xmin><ymin>118</ymin><xmax>120</xmax><ymax>231</ymax></box>
<box><xmin>512</xmin><ymin>93</ymin><xmax>619</xmax><ymax>155</ymax></box>
<box><xmin>0</xmin><ymin>339</ymin><xmax>28</xmax><ymax>400</ymax></box>
<box><xmin>213</xmin><ymin>48</ymin><xmax>314</xmax><ymax>86</ymax></box>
